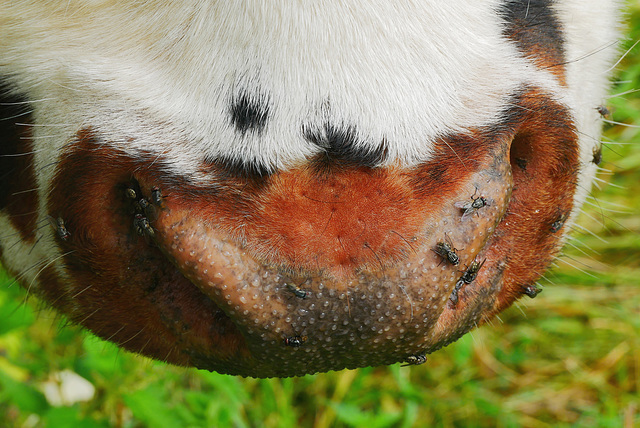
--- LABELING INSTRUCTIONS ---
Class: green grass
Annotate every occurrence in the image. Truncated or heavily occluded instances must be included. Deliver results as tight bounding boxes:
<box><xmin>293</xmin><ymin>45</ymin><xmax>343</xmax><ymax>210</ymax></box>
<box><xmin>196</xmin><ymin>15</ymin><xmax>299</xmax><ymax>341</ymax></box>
<box><xmin>1</xmin><ymin>7</ymin><xmax>640</xmax><ymax>428</ymax></box>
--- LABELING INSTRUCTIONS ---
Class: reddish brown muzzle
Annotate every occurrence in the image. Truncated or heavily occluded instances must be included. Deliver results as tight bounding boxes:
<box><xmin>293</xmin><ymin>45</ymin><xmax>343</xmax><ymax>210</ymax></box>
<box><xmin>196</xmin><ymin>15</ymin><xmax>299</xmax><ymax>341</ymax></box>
<box><xmin>40</xmin><ymin>91</ymin><xmax>578</xmax><ymax>377</ymax></box>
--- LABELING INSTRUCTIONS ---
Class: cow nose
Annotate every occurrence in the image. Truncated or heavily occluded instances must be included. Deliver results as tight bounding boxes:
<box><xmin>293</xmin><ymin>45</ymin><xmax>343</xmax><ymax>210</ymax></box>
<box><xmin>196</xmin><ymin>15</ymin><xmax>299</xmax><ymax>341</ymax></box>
<box><xmin>46</xmin><ymin>89</ymin><xmax>580</xmax><ymax>377</ymax></box>
<box><xmin>141</xmin><ymin>137</ymin><xmax>513</xmax><ymax>375</ymax></box>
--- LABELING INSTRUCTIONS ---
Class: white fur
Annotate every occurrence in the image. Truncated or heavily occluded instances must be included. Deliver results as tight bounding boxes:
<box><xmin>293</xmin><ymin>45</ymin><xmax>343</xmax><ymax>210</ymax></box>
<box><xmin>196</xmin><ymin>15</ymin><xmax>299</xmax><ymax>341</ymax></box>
<box><xmin>0</xmin><ymin>1</ymin><xmax>575</xmax><ymax>171</ymax></box>
<box><xmin>552</xmin><ymin>0</ymin><xmax>622</xmax><ymax>226</ymax></box>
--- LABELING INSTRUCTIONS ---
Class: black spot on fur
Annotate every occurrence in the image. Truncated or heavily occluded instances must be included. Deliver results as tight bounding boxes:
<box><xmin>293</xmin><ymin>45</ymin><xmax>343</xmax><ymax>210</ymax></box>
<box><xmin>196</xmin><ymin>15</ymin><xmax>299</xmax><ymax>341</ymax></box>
<box><xmin>0</xmin><ymin>81</ymin><xmax>39</xmax><ymax>242</ymax></box>
<box><xmin>203</xmin><ymin>155</ymin><xmax>273</xmax><ymax>185</ymax></box>
<box><xmin>0</xmin><ymin>83</ymin><xmax>32</xmax><ymax>210</ymax></box>
<box><xmin>304</xmin><ymin>123</ymin><xmax>387</xmax><ymax>169</ymax></box>
<box><xmin>230</xmin><ymin>91</ymin><xmax>269</xmax><ymax>135</ymax></box>
<box><xmin>501</xmin><ymin>0</ymin><xmax>566</xmax><ymax>70</ymax></box>
<box><xmin>485</xmin><ymin>90</ymin><xmax>530</xmax><ymax>137</ymax></box>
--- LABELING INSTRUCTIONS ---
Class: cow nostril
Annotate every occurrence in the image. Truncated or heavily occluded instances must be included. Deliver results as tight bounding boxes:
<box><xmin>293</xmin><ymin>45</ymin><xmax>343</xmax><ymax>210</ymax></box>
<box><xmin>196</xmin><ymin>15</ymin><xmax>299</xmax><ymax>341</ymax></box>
<box><xmin>507</xmin><ymin>115</ymin><xmax>578</xmax><ymax>225</ymax></box>
<box><xmin>509</xmin><ymin>131</ymin><xmax>534</xmax><ymax>179</ymax></box>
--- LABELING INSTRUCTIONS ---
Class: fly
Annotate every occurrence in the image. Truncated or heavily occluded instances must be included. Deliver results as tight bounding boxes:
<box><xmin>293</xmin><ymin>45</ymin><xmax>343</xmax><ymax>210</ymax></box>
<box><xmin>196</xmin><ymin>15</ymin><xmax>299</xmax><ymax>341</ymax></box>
<box><xmin>283</xmin><ymin>335</ymin><xmax>307</xmax><ymax>348</ymax></box>
<box><xmin>454</xmin><ymin>187</ymin><xmax>489</xmax><ymax>220</ymax></box>
<box><xmin>402</xmin><ymin>354</ymin><xmax>427</xmax><ymax>366</ymax></box>
<box><xmin>433</xmin><ymin>234</ymin><xmax>459</xmax><ymax>266</ymax></box>
<box><xmin>48</xmin><ymin>216</ymin><xmax>70</xmax><ymax>241</ymax></box>
<box><xmin>450</xmin><ymin>258</ymin><xmax>486</xmax><ymax>305</ymax></box>
<box><xmin>285</xmin><ymin>282</ymin><xmax>308</xmax><ymax>299</ymax></box>
<box><xmin>133</xmin><ymin>214</ymin><xmax>155</xmax><ymax>237</ymax></box>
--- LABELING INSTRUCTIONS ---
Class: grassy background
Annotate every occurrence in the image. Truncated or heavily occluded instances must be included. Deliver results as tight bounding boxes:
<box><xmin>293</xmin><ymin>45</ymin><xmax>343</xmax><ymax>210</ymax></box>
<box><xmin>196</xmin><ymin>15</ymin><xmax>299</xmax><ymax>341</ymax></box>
<box><xmin>1</xmin><ymin>5</ymin><xmax>639</xmax><ymax>428</ymax></box>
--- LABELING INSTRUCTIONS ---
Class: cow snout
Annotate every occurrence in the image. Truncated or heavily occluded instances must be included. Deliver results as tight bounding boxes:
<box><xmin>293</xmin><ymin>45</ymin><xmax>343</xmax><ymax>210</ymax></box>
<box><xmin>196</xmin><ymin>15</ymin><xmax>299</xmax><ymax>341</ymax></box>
<box><xmin>42</xmin><ymin>92</ymin><xmax>579</xmax><ymax>377</ymax></box>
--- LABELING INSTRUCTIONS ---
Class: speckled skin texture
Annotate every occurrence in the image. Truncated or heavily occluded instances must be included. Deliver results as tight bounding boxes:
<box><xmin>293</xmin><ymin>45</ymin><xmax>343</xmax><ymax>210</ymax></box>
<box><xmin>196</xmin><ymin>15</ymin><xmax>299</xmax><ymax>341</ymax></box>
<box><xmin>149</xmin><ymin>157</ymin><xmax>511</xmax><ymax>376</ymax></box>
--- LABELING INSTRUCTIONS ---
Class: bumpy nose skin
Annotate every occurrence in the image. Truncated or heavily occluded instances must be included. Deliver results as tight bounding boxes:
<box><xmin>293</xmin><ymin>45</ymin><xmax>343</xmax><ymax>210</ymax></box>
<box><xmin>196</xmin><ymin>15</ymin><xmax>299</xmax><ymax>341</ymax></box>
<box><xmin>146</xmin><ymin>150</ymin><xmax>512</xmax><ymax>376</ymax></box>
<box><xmin>44</xmin><ymin>91</ymin><xmax>579</xmax><ymax>377</ymax></box>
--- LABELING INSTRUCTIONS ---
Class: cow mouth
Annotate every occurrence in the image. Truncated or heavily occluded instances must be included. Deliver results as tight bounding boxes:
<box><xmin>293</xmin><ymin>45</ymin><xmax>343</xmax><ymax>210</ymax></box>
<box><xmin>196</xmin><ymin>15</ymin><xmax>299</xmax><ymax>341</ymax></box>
<box><xmin>44</xmin><ymin>91</ymin><xmax>579</xmax><ymax>377</ymax></box>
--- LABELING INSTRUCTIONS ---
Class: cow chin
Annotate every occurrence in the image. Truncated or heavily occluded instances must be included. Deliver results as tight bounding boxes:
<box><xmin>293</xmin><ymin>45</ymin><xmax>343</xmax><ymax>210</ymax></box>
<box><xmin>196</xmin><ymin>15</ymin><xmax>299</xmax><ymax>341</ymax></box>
<box><xmin>30</xmin><ymin>89</ymin><xmax>580</xmax><ymax>378</ymax></box>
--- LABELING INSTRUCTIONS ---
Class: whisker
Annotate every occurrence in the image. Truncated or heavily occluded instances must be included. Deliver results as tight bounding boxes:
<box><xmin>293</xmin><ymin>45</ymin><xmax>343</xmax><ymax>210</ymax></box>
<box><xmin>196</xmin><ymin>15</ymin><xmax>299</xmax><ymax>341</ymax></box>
<box><xmin>566</xmin><ymin>235</ymin><xmax>601</xmax><ymax>256</ymax></box>
<box><xmin>397</xmin><ymin>283</ymin><xmax>414</xmax><ymax>322</ymax></box>
<box><xmin>104</xmin><ymin>325</ymin><xmax>126</xmax><ymax>343</ymax></box>
<box><xmin>564</xmin><ymin>239</ymin><xmax>597</xmax><ymax>258</ymax></box>
<box><xmin>0</xmin><ymin>148</ymin><xmax>46</xmax><ymax>157</ymax></box>
<box><xmin>0</xmin><ymin>110</ymin><xmax>34</xmax><ymax>121</ymax></box>
<box><xmin>118</xmin><ymin>327</ymin><xmax>145</xmax><ymax>346</ymax></box>
<box><xmin>71</xmin><ymin>284</ymin><xmax>94</xmax><ymax>299</ymax></box>
<box><xmin>603</xmin><ymin>38</ymin><xmax>640</xmax><ymax>74</ymax></box>
<box><xmin>556</xmin><ymin>257</ymin><xmax>598</xmax><ymax>279</ymax></box>
<box><xmin>77</xmin><ymin>307</ymin><xmax>101</xmax><ymax>326</ymax></box>
<box><xmin>602</xmin><ymin>119</ymin><xmax>640</xmax><ymax>128</ymax></box>
<box><xmin>606</xmin><ymin>87</ymin><xmax>640</xmax><ymax>98</ymax></box>
<box><xmin>583</xmin><ymin>199</ymin><xmax>628</xmax><ymax>214</ymax></box>
<box><xmin>543</xmin><ymin>40</ymin><xmax>619</xmax><ymax>71</ymax></box>
<box><xmin>572</xmin><ymin>223</ymin><xmax>608</xmax><ymax>244</ymax></box>
<box><xmin>22</xmin><ymin>250</ymin><xmax>76</xmax><ymax>302</ymax></box>
<box><xmin>585</xmin><ymin>196</ymin><xmax>628</xmax><ymax>209</ymax></box>
<box><xmin>13</xmin><ymin>122</ymin><xmax>75</xmax><ymax>128</ymax></box>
